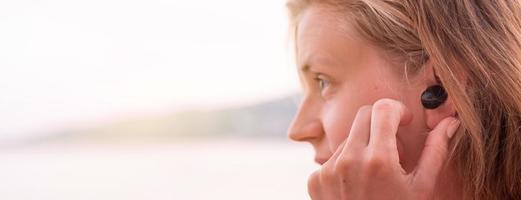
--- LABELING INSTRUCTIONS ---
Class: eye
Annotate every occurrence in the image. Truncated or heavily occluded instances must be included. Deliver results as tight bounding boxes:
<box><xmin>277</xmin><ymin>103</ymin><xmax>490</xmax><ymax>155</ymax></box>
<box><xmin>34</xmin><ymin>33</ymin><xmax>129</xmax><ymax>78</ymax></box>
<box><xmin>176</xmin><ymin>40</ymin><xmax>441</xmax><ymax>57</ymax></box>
<box><xmin>313</xmin><ymin>75</ymin><xmax>331</xmax><ymax>95</ymax></box>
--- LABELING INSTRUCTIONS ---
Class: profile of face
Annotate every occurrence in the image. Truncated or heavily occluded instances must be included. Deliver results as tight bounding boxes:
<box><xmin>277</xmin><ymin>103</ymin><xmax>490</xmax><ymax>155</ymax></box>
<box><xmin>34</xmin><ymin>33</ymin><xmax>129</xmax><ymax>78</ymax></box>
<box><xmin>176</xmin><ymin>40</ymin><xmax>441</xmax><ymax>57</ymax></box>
<box><xmin>288</xmin><ymin>6</ymin><xmax>457</xmax><ymax>172</ymax></box>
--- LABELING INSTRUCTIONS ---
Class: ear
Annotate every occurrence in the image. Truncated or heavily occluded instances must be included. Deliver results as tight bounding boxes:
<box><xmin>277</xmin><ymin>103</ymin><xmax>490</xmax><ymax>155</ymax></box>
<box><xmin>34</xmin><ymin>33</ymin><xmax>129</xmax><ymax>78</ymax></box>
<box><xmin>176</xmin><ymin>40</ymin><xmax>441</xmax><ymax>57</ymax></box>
<box><xmin>420</xmin><ymin>61</ymin><xmax>458</xmax><ymax>130</ymax></box>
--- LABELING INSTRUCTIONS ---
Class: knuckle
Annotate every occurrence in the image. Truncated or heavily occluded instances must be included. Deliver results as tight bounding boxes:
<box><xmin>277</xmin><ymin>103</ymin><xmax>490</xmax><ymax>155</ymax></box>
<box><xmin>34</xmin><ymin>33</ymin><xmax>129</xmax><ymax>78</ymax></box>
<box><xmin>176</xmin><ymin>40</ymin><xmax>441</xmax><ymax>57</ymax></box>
<box><xmin>307</xmin><ymin>170</ymin><xmax>321</xmax><ymax>188</ymax></box>
<box><xmin>307</xmin><ymin>171</ymin><xmax>321</xmax><ymax>198</ymax></box>
<box><xmin>334</xmin><ymin>155</ymin><xmax>357</xmax><ymax>176</ymax></box>
<box><xmin>320</xmin><ymin>164</ymin><xmax>337</xmax><ymax>181</ymax></box>
<box><xmin>363</xmin><ymin>151</ymin><xmax>390</xmax><ymax>176</ymax></box>
<box><xmin>334</xmin><ymin>162</ymin><xmax>350</xmax><ymax>178</ymax></box>
<box><xmin>365</xmin><ymin>156</ymin><xmax>385</xmax><ymax>171</ymax></box>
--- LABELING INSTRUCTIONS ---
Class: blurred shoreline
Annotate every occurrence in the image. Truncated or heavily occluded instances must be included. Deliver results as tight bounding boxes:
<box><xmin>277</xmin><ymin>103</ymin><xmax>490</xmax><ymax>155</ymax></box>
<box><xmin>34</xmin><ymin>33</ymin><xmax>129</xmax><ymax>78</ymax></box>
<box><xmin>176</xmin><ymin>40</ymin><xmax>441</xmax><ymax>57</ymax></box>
<box><xmin>1</xmin><ymin>95</ymin><xmax>300</xmax><ymax>149</ymax></box>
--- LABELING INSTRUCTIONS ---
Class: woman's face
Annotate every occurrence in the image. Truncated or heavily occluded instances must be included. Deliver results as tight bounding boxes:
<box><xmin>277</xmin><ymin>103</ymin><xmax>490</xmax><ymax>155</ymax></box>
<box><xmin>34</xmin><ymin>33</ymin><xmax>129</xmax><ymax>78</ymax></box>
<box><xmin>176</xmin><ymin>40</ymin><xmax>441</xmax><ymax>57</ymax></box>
<box><xmin>288</xmin><ymin>6</ymin><xmax>452</xmax><ymax>172</ymax></box>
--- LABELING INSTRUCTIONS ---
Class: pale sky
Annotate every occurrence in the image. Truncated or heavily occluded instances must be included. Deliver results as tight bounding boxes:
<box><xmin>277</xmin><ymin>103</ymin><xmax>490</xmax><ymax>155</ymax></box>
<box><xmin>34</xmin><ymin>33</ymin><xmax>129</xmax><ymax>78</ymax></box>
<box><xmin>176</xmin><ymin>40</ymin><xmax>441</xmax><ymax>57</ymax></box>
<box><xmin>0</xmin><ymin>0</ymin><xmax>300</xmax><ymax>141</ymax></box>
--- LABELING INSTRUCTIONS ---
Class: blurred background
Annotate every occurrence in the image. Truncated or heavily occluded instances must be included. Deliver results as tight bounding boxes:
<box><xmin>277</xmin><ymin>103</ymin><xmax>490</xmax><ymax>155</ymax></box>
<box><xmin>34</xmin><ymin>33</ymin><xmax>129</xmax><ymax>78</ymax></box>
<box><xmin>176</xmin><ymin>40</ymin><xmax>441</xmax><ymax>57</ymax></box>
<box><xmin>0</xmin><ymin>0</ymin><xmax>318</xmax><ymax>199</ymax></box>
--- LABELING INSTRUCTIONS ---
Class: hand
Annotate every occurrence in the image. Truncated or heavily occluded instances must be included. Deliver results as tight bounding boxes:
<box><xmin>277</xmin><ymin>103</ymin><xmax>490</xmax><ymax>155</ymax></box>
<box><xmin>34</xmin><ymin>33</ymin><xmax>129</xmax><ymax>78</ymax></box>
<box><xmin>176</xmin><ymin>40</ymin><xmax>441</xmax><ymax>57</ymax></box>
<box><xmin>307</xmin><ymin>98</ymin><xmax>461</xmax><ymax>200</ymax></box>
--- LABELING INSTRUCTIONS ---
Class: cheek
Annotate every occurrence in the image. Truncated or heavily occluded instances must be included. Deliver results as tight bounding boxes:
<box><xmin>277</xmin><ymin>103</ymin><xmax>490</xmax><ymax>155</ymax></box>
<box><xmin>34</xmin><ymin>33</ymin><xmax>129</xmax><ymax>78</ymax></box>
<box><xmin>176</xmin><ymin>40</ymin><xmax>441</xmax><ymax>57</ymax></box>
<box><xmin>319</xmin><ymin>92</ymin><xmax>362</xmax><ymax>152</ymax></box>
<box><xmin>319</xmin><ymin>79</ymin><xmax>401</xmax><ymax>153</ymax></box>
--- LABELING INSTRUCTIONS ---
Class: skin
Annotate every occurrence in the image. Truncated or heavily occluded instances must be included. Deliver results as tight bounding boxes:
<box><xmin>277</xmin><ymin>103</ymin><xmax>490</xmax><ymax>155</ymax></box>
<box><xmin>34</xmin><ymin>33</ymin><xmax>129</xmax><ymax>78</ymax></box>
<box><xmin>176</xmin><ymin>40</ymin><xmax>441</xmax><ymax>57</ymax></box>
<box><xmin>288</xmin><ymin>6</ymin><xmax>463</xmax><ymax>200</ymax></box>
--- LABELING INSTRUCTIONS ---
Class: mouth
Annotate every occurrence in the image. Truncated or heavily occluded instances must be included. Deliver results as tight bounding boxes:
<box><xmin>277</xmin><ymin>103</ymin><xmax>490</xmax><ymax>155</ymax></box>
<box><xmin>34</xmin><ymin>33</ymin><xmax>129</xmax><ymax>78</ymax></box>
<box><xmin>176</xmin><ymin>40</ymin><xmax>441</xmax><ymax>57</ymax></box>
<box><xmin>314</xmin><ymin>157</ymin><xmax>328</xmax><ymax>165</ymax></box>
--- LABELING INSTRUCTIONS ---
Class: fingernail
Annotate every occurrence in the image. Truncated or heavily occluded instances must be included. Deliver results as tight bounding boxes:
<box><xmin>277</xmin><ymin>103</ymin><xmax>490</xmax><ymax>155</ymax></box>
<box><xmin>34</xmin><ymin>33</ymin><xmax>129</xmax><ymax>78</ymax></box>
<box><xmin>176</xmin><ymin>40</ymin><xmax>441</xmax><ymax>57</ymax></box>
<box><xmin>446</xmin><ymin>119</ymin><xmax>461</xmax><ymax>139</ymax></box>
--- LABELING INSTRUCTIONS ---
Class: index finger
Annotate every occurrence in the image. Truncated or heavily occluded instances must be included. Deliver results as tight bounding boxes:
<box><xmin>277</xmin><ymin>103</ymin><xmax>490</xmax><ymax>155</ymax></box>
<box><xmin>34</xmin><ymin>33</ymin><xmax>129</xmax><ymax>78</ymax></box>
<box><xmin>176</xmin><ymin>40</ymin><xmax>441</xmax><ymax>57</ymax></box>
<box><xmin>368</xmin><ymin>99</ymin><xmax>413</xmax><ymax>163</ymax></box>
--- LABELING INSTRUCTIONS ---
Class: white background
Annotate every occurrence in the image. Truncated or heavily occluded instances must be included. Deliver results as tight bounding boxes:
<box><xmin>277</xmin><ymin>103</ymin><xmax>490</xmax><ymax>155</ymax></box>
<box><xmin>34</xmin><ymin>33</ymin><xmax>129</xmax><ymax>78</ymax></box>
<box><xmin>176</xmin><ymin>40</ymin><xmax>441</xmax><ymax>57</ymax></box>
<box><xmin>0</xmin><ymin>0</ymin><xmax>299</xmax><ymax>142</ymax></box>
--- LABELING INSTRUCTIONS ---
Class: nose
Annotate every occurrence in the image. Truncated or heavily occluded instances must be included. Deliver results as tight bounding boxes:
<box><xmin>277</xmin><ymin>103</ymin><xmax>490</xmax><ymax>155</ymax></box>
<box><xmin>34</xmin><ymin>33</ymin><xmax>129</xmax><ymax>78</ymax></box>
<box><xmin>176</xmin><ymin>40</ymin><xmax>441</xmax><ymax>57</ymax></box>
<box><xmin>287</xmin><ymin>97</ymin><xmax>324</xmax><ymax>142</ymax></box>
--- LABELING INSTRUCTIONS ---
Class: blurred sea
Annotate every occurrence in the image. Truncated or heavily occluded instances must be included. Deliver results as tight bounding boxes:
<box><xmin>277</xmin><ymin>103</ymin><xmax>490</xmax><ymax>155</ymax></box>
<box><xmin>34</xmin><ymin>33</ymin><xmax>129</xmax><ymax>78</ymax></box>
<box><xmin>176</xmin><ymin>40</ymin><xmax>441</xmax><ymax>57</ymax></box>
<box><xmin>0</xmin><ymin>138</ymin><xmax>317</xmax><ymax>200</ymax></box>
<box><xmin>0</xmin><ymin>95</ymin><xmax>311</xmax><ymax>199</ymax></box>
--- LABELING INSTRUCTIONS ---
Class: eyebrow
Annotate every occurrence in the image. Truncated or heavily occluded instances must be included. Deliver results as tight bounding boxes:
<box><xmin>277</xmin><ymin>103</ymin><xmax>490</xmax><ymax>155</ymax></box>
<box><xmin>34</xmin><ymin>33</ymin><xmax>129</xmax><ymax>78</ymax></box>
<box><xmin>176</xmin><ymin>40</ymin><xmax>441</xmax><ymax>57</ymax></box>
<box><xmin>300</xmin><ymin>64</ymin><xmax>311</xmax><ymax>72</ymax></box>
<box><xmin>299</xmin><ymin>54</ymin><xmax>334</xmax><ymax>73</ymax></box>
<box><xmin>298</xmin><ymin>53</ymin><xmax>319</xmax><ymax>73</ymax></box>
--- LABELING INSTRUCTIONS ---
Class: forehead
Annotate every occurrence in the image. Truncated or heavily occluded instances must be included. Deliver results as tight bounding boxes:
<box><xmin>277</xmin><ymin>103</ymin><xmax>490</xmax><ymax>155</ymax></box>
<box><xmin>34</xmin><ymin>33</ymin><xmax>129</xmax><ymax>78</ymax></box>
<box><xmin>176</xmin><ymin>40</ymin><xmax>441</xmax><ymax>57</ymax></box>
<box><xmin>296</xmin><ymin>6</ymin><xmax>369</xmax><ymax>69</ymax></box>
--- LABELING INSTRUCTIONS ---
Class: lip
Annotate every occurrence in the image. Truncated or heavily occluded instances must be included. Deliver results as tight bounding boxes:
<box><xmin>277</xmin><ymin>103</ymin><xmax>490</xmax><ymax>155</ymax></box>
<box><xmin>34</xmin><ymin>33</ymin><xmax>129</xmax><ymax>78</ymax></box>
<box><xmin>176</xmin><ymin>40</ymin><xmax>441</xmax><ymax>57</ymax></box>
<box><xmin>314</xmin><ymin>157</ymin><xmax>328</xmax><ymax>165</ymax></box>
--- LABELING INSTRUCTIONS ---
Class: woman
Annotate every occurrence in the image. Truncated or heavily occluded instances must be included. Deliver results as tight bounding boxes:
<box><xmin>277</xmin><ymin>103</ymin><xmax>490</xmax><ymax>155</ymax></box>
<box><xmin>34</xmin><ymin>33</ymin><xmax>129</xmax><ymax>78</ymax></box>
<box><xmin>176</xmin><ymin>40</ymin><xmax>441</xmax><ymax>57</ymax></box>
<box><xmin>286</xmin><ymin>0</ymin><xmax>521</xmax><ymax>199</ymax></box>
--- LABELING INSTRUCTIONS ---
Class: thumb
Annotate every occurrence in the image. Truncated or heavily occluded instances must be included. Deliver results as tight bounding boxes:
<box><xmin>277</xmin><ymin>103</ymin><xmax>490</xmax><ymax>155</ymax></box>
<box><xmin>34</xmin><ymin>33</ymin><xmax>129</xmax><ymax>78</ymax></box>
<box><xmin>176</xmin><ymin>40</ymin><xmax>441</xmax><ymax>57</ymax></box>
<box><xmin>413</xmin><ymin>117</ymin><xmax>460</xmax><ymax>191</ymax></box>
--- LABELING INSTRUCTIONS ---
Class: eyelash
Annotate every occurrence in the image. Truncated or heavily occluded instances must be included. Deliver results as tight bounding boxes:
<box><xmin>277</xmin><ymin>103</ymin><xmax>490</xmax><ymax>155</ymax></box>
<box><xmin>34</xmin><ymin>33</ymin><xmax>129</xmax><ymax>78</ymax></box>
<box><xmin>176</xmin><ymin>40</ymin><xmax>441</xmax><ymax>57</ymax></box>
<box><xmin>313</xmin><ymin>75</ymin><xmax>331</xmax><ymax>95</ymax></box>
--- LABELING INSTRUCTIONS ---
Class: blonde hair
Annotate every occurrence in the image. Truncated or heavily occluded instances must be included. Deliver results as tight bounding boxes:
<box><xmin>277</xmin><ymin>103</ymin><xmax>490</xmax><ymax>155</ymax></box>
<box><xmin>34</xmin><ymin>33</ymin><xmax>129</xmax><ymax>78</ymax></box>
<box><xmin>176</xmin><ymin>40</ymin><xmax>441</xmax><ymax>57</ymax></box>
<box><xmin>287</xmin><ymin>0</ymin><xmax>521</xmax><ymax>199</ymax></box>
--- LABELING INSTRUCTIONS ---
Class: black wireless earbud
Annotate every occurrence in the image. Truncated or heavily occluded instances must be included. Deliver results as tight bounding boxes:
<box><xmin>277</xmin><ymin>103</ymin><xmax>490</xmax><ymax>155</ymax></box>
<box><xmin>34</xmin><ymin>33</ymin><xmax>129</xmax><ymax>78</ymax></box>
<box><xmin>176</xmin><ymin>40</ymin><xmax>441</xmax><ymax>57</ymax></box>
<box><xmin>421</xmin><ymin>85</ymin><xmax>448</xmax><ymax>109</ymax></box>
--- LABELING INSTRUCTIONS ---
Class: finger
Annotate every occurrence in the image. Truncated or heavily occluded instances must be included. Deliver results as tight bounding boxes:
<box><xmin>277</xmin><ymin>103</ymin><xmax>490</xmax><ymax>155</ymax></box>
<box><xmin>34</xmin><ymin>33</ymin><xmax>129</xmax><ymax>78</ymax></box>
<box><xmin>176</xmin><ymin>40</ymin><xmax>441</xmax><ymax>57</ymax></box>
<box><xmin>323</xmin><ymin>139</ymin><xmax>346</xmax><ymax>166</ymax></box>
<box><xmin>307</xmin><ymin>171</ymin><xmax>321</xmax><ymax>200</ymax></box>
<box><xmin>413</xmin><ymin>117</ymin><xmax>460</xmax><ymax>191</ymax></box>
<box><xmin>345</xmin><ymin>105</ymin><xmax>372</xmax><ymax>150</ymax></box>
<box><xmin>331</xmin><ymin>106</ymin><xmax>372</xmax><ymax>178</ymax></box>
<box><xmin>325</xmin><ymin>106</ymin><xmax>371</xmax><ymax>166</ymax></box>
<box><xmin>322</xmin><ymin>106</ymin><xmax>372</xmax><ymax>180</ymax></box>
<box><xmin>368</xmin><ymin>99</ymin><xmax>412</xmax><ymax>163</ymax></box>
